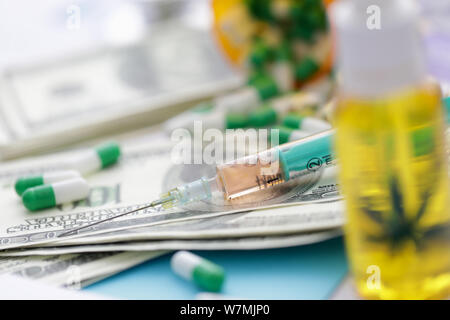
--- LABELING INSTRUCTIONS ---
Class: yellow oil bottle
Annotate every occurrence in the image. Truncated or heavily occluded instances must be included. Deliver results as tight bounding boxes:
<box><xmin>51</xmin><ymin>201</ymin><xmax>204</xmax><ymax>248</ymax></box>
<box><xmin>331</xmin><ymin>0</ymin><xmax>450</xmax><ymax>299</ymax></box>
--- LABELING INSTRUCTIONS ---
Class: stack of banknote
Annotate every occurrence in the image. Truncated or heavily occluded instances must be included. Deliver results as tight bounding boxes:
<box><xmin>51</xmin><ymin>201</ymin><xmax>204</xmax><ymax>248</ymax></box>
<box><xmin>0</xmin><ymin>124</ymin><xmax>344</xmax><ymax>288</ymax></box>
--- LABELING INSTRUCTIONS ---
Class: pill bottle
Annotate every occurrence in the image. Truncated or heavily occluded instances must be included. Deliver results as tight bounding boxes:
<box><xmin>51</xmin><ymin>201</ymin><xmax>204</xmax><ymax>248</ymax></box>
<box><xmin>332</xmin><ymin>0</ymin><xmax>450</xmax><ymax>299</ymax></box>
<box><xmin>212</xmin><ymin>0</ymin><xmax>335</xmax><ymax>88</ymax></box>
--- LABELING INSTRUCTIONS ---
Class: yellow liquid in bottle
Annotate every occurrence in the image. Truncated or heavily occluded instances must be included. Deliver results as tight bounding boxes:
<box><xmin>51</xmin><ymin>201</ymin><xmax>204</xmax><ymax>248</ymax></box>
<box><xmin>335</xmin><ymin>82</ymin><xmax>450</xmax><ymax>299</ymax></box>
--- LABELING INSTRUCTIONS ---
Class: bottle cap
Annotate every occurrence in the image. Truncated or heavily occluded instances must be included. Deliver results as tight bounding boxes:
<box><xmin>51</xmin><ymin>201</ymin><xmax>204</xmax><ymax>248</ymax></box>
<box><xmin>330</xmin><ymin>0</ymin><xmax>426</xmax><ymax>97</ymax></box>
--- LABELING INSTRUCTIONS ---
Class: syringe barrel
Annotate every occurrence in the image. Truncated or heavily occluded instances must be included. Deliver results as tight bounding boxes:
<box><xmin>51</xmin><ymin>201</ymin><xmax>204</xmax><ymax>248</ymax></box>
<box><xmin>216</xmin><ymin>129</ymin><xmax>335</xmax><ymax>200</ymax></box>
<box><xmin>278</xmin><ymin>130</ymin><xmax>334</xmax><ymax>180</ymax></box>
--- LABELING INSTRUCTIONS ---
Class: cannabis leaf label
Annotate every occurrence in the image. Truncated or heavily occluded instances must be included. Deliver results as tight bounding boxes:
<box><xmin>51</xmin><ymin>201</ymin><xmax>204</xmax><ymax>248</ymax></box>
<box><xmin>362</xmin><ymin>178</ymin><xmax>450</xmax><ymax>252</ymax></box>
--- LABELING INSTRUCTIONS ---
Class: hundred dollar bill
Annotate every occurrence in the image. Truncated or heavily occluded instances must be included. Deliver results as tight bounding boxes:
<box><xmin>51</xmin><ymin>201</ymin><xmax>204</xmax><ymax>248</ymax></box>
<box><xmin>41</xmin><ymin>200</ymin><xmax>345</xmax><ymax>248</ymax></box>
<box><xmin>0</xmin><ymin>132</ymin><xmax>340</xmax><ymax>251</ymax></box>
<box><xmin>0</xmin><ymin>229</ymin><xmax>342</xmax><ymax>257</ymax></box>
<box><xmin>0</xmin><ymin>251</ymin><xmax>166</xmax><ymax>288</ymax></box>
<box><xmin>0</xmin><ymin>21</ymin><xmax>243</xmax><ymax>159</ymax></box>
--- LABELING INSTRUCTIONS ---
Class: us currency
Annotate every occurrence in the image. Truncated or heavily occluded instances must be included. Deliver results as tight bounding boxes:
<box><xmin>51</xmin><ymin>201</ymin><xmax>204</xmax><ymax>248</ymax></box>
<box><xmin>0</xmin><ymin>130</ymin><xmax>341</xmax><ymax>251</ymax></box>
<box><xmin>0</xmin><ymin>199</ymin><xmax>344</xmax><ymax>255</ymax></box>
<box><xmin>0</xmin><ymin>229</ymin><xmax>343</xmax><ymax>257</ymax></box>
<box><xmin>0</xmin><ymin>21</ymin><xmax>243</xmax><ymax>160</ymax></box>
<box><xmin>41</xmin><ymin>200</ymin><xmax>345</xmax><ymax>248</ymax></box>
<box><xmin>0</xmin><ymin>251</ymin><xmax>166</xmax><ymax>288</ymax></box>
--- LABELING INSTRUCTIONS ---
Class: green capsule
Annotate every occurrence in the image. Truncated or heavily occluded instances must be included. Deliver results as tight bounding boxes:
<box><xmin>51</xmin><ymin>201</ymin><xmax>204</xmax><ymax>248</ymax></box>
<box><xmin>271</xmin><ymin>126</ymin><xmax>294</xmax><ymax>144</ymax></box>
<box><xmin>15</xmin><ymin>176</ymin><xmax>44</xmax><ymax>196</ymax></box>
<box><xmin>248</xmin><ymin>105</ymin><xmax>278</xmax><ymax>127</ymax></box>
<box><xmin>249</xmin><ymin>39</ymin><xmax>272</xmax><ymax>68</ymax></box>
<box><xmin>247</xmin><ymin>70</ymin><xmax>269</xmax><ymax>86</ymax></box>
<box><xmin>252</xmin><ymin>75</ymin><xmax>279</xmax><ymax>100</ymax></box>
<box><xmin>275</xmin><ymin>42</ymin><xmax>292</xmax><ymax>61</ymax></box>
<box><xmin>22</xmin><ymin>185</ymin><xmax>56</xmax><ymax>211</ymax></box>
<box><xmin>283</xmin><ymin>113</ymin><xmax>304</xmax><ymax>129</ymax></box>
<box><xmin>226</xmin><ymin>112</ymin><xmax>249</xmax><ymax>129</ymax></box>
<box><xmin>296</xmin><ymin>57</ymin><xmax>319</xmax><ymax>81</ymax></box>
<box><xmin>293</xmin><ymin>21</ymin><xmax>315</xmax><ymax>42</ymax></box>
<box><xmin>244</xmin><ymin>0</ymin><xmax>273</xmax><ymax>21</ymax></box>
<box><xmin>96</xmin><ymin>142</ymin><xmax>121</xmax><ymax>168</ymax></box>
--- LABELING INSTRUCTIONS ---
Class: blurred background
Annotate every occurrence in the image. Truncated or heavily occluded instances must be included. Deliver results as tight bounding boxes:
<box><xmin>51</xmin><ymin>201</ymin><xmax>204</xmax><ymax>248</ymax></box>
<box><xmin>0</xmin><ymin>0</ymin><xmax>449</xmax><ymax>160</ymax></box>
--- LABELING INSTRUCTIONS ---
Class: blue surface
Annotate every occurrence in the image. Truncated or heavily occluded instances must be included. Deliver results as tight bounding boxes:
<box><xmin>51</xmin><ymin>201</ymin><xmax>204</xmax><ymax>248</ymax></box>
<box><xmin>84</xmin><ymin>237</ymin><xmax>348</xmax><ymax>299</ymax></box>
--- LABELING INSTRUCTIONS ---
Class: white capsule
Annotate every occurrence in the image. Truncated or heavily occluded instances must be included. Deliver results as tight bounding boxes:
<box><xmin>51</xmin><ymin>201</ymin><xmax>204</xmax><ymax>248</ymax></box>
<box><xmin>61</xmin><ymin>142</ymin><xmax>120</xmax><ymax>175</ymax></box>
<box><xmin>283</xmin><ymin>114</ymin><xmax>332</xmax><ymax>133</ymax></box>
<box><xmin>63</xmin><ymin>150</ymin><xmax>102</xmax><ymax>175</ymax></box>
<box><xmin>289</xmin><ymin>130</ymin><xmax>312</xmax><ymax>141</ymax></box>
<box><xmin>213</xmin><ymin>87</ymin><xmax>261</xmax><ymax>113</ymax></box>
<box><xmin>166</xmin><ymin>108</ymin><xmax>226</xmax><ymax>133</ymax></box>
<box><xmin>271</xmin><ymin>62</ymin><xmax>294</xmax><ymax>93</ymax></box>
<box><xmin>164</xmin><ymin>110</ymin><xmax>204</xmax><ymax>133</ymax></box>
<box><xmin>44</xmin><ymin>170</ymin><xmax>80</xmax><ymax>183</ymax></box>
<box><xmin>301</xmin><ymin>117</ymin><xmax>332</xmax><ymax>133</ymax></box>
<box><xmin>53</xmin><ymin>178</ymin><xmax>90</xmax><ymax>204</ymax></box>
<box><xmin>171</xmin><ymin>251</ymin><xmax>199</xmax><ymax>281</ymax></box>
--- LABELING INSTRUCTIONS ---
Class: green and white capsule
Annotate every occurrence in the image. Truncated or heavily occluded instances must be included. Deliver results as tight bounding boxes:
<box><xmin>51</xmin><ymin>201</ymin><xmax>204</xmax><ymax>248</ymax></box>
<box><xmin>283</xmin><ymin>114</ymin><xmax>332</xmax><ymax>133</ymax></box>
<box><xmin>163</xmin><ymin>102</ymin><xmax>215</xmax><ymax>133</ymax></box>
<box><xmin>64</xmin><ymin>142</ymin><xmax>121</xmax><ymax>175</ymax></box>
<box><xmin>164</xmin><ymin>108</ymin><xmax>248</xmax><ymax>133</ymax></box>
<box><xmin>14</xmin><ymin>170</ymin><xmax>81</xmax><ymax>196</ymax></box>
<box><xmin>22</xmin><ymin>178</ymin><xmax>90</xmax><ymax>211</ymax></box>
<box><xmin>248</xmin><ymin>105</ymin><xmax>278</xmax><ymax>128</ymax></box>
<box><xmin>214</xmin><ymin>75</ymin><xmax>279</xmax><ymax>113</ymax></box>
<box><xmin>171</xmin><ymin>251</ymin><xmax>225</xmax><ymax>292</ymax></box>
<box><xmin>273</xmin><ymin>126</ymin><xmax>311</xmax><ymax>144</ymax></box>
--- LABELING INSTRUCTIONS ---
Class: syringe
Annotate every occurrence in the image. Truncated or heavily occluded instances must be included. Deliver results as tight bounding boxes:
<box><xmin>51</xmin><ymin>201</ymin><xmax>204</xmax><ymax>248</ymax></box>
<box><xmin>160</xmin><ymin>129</ymin><xmax>334</xmax><ymax>207</ymax></box>
<box><xmin>58</xmin><ymin>130</ymin><xmax>334</xmax><ymax>237</ymax></box>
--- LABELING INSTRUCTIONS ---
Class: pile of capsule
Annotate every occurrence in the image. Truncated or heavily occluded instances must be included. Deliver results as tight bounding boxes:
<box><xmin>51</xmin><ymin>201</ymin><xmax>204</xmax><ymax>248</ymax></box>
<box><xmin>164</xmin><ymin>75</ymin><xmax>335</xmax><ymax>143</ymax></box>
<box><xmin>14</xmin><ymin>142</ymin><xmax>121</xmax><ymax>211</ymax></box>
<box><xmin>165</xmin><ymin>0</ymin><xmax>334</xmax><ymax>140</ymax></box>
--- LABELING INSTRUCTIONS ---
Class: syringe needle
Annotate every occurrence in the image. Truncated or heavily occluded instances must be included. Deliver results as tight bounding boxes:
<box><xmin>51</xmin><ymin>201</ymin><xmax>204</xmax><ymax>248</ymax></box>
<box><xmin>57</xmin><ymin>197</ymin><xmax>170</xmax><ymax>238</ymax></box>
